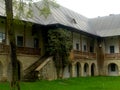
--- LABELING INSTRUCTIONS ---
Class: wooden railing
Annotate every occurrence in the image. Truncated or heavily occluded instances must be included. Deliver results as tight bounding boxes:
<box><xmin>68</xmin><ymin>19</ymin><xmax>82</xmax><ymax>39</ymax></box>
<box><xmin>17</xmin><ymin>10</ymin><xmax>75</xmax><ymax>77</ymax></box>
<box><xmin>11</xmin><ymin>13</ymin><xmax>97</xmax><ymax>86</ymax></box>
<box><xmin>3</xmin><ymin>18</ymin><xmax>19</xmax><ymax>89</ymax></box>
<box><xmin>17</xmin><ymin>47</ymin><xmax>40</xmax><ymax>55</ymax></box>
<box><xmin>72</xmin><ymin>50</ymin><xmax>96</xmax><ymax>60</ymax></box>
<box><xmin>105</xmin><ymin>53</ymin><xmax>120</xmax><ymax>59</ymax></box>
<box><xmin>0</xmin><ymin>43</ymin><xmax>40</xmax><ymax>55</ymax></box>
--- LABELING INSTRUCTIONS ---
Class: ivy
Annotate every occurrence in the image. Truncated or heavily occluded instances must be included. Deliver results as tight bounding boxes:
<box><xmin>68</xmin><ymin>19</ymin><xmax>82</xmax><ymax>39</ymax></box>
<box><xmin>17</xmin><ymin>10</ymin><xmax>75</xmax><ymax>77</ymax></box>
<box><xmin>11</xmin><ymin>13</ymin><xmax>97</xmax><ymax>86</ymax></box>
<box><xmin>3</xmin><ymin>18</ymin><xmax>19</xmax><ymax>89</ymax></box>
<box><xmin>47</xmin><ymin>28</ymin><xmax>72</xmax><ymax>78</ymax></box>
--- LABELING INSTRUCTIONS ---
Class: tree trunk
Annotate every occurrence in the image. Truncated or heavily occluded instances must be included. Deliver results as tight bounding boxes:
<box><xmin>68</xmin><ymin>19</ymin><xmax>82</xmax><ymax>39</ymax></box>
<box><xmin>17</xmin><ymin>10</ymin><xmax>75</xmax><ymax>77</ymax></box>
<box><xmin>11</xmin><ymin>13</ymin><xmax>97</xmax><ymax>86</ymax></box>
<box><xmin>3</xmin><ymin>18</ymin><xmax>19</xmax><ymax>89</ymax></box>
<box><xmin>5</xmin><ymin>0</ymin><xmax>20</xmax><ymax>90</ymax></box>
<box><xmin>55</xmin><ymin>51</ymin><xmax>64</xmax><ymax>79</ymax></box>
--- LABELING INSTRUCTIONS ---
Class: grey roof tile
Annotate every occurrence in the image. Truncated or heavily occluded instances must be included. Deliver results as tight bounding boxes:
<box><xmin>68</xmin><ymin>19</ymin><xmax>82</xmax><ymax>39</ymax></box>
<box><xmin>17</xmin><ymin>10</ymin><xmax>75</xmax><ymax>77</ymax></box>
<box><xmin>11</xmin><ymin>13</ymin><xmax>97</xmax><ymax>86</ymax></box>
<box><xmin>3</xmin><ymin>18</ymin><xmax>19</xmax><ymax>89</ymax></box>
<box><xmin>1</xmin><ymin>1</ymin><xmax>120</xmax><ymax>37</ymax></box>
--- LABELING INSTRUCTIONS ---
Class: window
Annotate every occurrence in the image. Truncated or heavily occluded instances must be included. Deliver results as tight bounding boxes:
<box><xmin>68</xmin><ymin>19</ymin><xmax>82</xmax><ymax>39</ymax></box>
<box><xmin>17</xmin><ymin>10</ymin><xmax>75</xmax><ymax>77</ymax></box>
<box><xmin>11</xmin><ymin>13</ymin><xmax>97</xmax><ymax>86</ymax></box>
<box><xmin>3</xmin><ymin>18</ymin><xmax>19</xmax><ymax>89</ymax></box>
<box><xmin>0</xmin><ymin>33</ymin><xmax>2</xmax><ymax>42</ymax></box>
<box><xmin>110</xmin><ymin>46</ymin><xmax>114</xmax><ymax>53</ymax></box>
<box><xmin>0</xmin><ymin>32</ymin><xmax>5</xmax><ymax>43</ymax></box>
<box><xmin>17</xmin><ymin>36</ymin><xmax>23</xmax><ymax>47</ymax></box>
<box><xmin>72</xmin><ymin>19</ymin><xmax>77</xmax><ymax>24</ymax></box>
<box><xmin>84</xmin><ymin>45</ymin><xmax>86</xmax><ymax>51</ymax></box>
<box><xmin>34</xmin><ymin>38</ymin><xmax>39</xmax><ymax>48</ymax></box>
<box><xmin>76</xmin><ymin>43</ymin><xmax>79</xmax><ymax>50</ymax></box>
<box><xmin>90</xmin><ymin>46</ymin><xmax>94</xmax><ymax>52</ymax></box>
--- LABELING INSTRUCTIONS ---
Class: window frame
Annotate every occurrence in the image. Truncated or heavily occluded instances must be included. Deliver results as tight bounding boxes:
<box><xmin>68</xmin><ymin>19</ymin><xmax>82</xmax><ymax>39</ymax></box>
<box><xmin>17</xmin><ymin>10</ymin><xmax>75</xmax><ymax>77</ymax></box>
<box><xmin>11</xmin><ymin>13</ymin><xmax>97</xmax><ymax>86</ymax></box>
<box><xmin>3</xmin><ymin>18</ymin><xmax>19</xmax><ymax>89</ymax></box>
<box><xmin>110</xmin><ymin>45</ymin><xmax>115</xmax><ymax>53</ymax></box>
<box><xmin>83</xmin><ymin>45</ymin><xmax>87</xmax><ymax>52</ymax></box>
<box><xmin>76</xmin><ymin>43</ymin><xmax>79</xmax><ymax>50</ymax></box>
<box><xmin>17</xmin><ymin>36</ymin><xmax>23</xmax><ymax>47</ymax></box>
<box><xmin>0</xmin><ymin>32</ymin><xmax>5</xmax><ymax>43</ymax></box>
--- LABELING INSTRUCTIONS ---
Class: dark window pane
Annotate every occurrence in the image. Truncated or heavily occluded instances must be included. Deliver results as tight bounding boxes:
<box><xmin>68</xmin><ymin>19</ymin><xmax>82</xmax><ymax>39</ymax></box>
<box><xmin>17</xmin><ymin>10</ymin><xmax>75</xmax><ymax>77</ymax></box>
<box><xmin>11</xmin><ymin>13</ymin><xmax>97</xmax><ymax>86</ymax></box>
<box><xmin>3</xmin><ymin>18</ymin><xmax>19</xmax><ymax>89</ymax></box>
<box><xmin>84</xmin><ymin>45</ymin><xmax>86</xmax><ymax>51</ymax></box>
<box><xmin>76</xmin><ymin>43</ymin><xmax>79</xmax><ymax>50</ymax></box>
<box><xmin>110</xmin><ymin>46</ymin><xmax>114</xmax><ymax>53</ymax></box>
<box><xmin>17</xmin><ymin>36</ymin><xmax>23</xmax><ymax>47</ymax></box>
<box><xmin>34</xmin><ymin>38</ymin><xmax>39</xmax><ymax>48</ymax></box>
<box><xmin>90</xmin><ymin>46</ymin><xmax>94</xmax><ymax>52</ymax></box>
<box><xmin>111</xmin><ymin>64</ymin><xmax>115</xmax><ymax>71</ymax></box>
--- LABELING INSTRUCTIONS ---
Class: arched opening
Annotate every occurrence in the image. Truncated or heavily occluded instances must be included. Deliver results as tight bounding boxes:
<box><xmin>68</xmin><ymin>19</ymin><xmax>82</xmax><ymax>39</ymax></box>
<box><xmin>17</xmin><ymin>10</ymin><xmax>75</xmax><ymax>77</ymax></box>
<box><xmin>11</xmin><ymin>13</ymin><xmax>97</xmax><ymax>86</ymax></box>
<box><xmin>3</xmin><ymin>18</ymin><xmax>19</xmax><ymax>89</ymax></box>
<box><xmin>0</xmin><ymin>62</ymin><xmax>3</xmax><ymax>80</ymax></box>
<box><xmin>108</xmin><ymin>63</ymin><xmax>118</xmax><ymax>76</ymax></box>
<box><xmin>75</xmin><ymin>62</ymin><xmax>81</xmax><ymax>77</ymax></box>
<box><xmin>91</xmin><ymin>63</ymin><xmax>95</xmax><ymax>76</ymax></box>
<box><xmin>84</xmin><ymin>63</ymin><xmax>89</xmax><ymax>76</ymax></box>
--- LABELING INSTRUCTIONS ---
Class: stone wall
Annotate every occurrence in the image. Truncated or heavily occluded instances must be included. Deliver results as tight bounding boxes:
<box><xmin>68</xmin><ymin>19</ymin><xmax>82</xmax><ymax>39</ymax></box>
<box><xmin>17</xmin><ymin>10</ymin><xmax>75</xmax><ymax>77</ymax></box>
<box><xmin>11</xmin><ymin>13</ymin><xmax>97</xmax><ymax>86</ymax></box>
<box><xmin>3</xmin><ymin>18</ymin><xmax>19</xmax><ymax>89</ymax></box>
<box><xmin>0</xmin><ymin>54</ymin><xmax>40</xmax><ymax>81</ymax></box>
<box><xmin>37</xmin><ymin>57</ymin><xmax>57</xmax><ymax>80</ymax></box>
<box><xmin>104</xmin><ymin>60</ymin><xmax>120</xmax><ymax>76</ymax></box>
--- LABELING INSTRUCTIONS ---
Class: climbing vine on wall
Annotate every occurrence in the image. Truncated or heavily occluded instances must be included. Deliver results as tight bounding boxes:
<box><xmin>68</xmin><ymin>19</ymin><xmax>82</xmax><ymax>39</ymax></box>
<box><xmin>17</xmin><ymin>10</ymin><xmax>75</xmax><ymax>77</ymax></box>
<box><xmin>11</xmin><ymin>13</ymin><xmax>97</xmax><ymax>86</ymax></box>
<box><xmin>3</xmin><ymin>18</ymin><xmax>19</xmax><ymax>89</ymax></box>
<box><xmin>47</xmin><ymin>28</ymin><xmax>72</xmax><ymax>78</ymax></box>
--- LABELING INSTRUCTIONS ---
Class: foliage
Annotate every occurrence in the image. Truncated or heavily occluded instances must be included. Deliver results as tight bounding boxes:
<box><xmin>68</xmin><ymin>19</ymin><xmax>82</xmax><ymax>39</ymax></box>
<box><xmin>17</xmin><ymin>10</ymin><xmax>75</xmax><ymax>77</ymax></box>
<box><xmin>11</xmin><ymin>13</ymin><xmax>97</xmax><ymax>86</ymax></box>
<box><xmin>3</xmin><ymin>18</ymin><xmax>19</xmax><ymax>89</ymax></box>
<box><xmin>47</xmin><ymin>28</ymin><xmax>72</xmax><ymax>78</ymax></box>
<box><xmin>12</xmin><ymin>0</ymin><xmax>59</xmax><ymax>19</ymax></box>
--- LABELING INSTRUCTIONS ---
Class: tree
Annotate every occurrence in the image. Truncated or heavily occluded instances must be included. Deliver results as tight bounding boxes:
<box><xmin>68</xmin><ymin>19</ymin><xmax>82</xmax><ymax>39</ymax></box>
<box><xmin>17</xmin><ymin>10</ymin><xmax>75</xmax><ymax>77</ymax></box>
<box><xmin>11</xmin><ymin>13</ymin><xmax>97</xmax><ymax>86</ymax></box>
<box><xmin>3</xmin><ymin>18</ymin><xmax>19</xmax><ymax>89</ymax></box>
<box><xmin>47</xmin><ymin>28</ymin><xmax>72</xmax><ymax>78</ymax></box>
<box><xmin>4</xmin><ymin>0</ymin><xmax>58</xmax><ymax>90</ymax></box>
<box><xmin>5</xmin><ymin>0</ymin><xmax>20</xmax><ymax>90</ymax></box>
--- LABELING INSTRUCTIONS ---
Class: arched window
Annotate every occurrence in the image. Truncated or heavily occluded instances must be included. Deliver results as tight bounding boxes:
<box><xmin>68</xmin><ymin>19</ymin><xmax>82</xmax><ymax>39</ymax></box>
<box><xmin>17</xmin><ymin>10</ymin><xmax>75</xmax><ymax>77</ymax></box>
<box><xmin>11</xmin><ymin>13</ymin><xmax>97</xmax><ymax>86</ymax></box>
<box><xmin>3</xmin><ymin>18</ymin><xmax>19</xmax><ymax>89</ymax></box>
<box><xmin>75</xmin><ymin>62</ymin><xmax>81</xmax><ymax>77</ymax></box>
<box><xmin>108</xmin><ymin>63</ymin><xmax>118</xmax><ymax>76</ymax></box>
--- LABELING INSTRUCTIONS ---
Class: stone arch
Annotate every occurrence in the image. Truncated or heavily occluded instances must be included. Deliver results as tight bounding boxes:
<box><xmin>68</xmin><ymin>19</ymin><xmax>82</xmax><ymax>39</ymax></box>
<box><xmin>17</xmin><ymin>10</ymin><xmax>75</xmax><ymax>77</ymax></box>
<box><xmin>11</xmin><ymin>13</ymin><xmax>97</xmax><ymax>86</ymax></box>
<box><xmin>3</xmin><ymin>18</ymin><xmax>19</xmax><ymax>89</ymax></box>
<box><xmin>0</xmin><ymin>61</ymin><xmax>3</xmax><ymax>81</ymax></box>
<box><xmin>84</xmin><ymin>63</ymin><xmax>89</xmax><ymax>76</ymax></box>
<box><xmin>108</xmin><ymin>63</ymin><xmax>119</xmax><ymax>76</ymax></box>
<box><xmin>91</xmin><ymin>63</ymin><xmax>96</xmax><ymax>76</ymax></box>
<box><xmin>75</xmin><ymin>62</ymin><xmax>81</xmax><ymax>77</ymax></box>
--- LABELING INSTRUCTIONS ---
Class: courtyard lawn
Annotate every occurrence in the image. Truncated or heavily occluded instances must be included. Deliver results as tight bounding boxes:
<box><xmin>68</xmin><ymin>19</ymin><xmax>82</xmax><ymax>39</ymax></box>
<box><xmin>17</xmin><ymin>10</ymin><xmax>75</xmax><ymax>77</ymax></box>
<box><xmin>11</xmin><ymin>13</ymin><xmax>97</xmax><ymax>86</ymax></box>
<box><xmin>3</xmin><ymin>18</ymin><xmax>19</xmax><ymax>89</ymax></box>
<box><xmin>1</xmin><ymin>76</ymin><xmax>120</xmax><ymax>90</ymax></box>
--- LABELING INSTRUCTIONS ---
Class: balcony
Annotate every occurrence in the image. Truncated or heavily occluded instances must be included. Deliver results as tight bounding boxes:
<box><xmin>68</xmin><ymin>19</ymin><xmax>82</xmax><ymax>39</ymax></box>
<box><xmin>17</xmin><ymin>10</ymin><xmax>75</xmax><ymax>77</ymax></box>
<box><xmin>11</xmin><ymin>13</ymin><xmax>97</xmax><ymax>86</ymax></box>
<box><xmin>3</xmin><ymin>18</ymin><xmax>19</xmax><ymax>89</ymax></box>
<box><xmin>105</xmin><ymin>53</ymin><xmax>120</xmax><ymax>60</ymax></box>
<box><xmin>71</xmin><ymin>50</ymin><xmax>96</xmax><ymax>60</ymax></box>
<box><xmin>0</xmin><ymin>44</ymin><xmax>40</xmax><ymax>55</ymax></box>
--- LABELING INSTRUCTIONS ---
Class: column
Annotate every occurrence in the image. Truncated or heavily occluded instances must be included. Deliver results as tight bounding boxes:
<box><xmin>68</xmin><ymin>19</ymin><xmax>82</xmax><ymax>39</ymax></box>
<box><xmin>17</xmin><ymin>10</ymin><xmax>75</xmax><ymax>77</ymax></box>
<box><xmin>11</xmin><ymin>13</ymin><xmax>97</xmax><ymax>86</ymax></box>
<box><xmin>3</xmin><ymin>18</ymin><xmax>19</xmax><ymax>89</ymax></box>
<box><xmin>71</xmin><ymin>64</ymin><xmax>75</xmax><ymax>77</ymax></box>
<box><xmin>81</xmin><ymin>63</ymin><xmax>84</xmax><ymax>76</ymax></box>
<box><xmin>88</xmin><ymin>64</ymin><xmax>91</xmax><ymax>76</ymax></box>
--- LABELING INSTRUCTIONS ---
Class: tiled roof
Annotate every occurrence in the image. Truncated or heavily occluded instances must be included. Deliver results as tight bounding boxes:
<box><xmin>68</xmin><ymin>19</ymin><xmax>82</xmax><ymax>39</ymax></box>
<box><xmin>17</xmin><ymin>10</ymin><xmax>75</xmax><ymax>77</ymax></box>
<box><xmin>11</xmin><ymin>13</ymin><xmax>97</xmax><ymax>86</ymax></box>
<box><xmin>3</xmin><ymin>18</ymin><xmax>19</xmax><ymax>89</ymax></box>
<box><xmin>1</xmin><ymin>1</ymin><xmax>120</xmax><ymax>37</ymax></box>
<box><xmin>89</xmin><ymin>15</ymin><xmax>120</xmax><ymax>37</ymax></box>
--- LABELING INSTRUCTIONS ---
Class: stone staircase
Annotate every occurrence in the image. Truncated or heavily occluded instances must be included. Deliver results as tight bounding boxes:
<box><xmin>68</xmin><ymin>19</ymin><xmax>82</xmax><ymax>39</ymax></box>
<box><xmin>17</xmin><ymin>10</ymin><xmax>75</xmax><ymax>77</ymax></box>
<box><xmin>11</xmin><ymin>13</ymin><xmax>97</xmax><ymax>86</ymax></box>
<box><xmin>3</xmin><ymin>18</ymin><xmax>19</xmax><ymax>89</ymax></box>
<box><xmin>23</xmin><ymin>55</ymin><xmax>50</xmax><ymax>81</ymax></box>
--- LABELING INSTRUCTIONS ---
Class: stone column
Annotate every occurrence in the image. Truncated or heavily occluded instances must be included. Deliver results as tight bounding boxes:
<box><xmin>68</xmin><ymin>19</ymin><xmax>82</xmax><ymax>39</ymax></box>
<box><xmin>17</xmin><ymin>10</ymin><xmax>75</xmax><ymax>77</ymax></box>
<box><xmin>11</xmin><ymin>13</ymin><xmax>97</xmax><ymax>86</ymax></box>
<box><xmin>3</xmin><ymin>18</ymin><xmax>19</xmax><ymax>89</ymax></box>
<box><xmin>95</xmin><ymin>63</ymin><xmax>98</xmax><ymax>76</ymax></box>
<box><xmin>88</xmin><ymin>64</ymin><xmax>91</xmax><ymax>76</ymax></box>
<box><xmin>71</xmin><ymin>64</ymin><xmax>76</xmax><ymax>77</ymax></box>
<box><xmin>96</xmin><ymin>38</ymin><xmax>105</xmax><ymax>76</ymax></box>
<box><xmin>81</xmin><ymin>63</ymin><xmax>84</xmax><ymax>76</ymax></box>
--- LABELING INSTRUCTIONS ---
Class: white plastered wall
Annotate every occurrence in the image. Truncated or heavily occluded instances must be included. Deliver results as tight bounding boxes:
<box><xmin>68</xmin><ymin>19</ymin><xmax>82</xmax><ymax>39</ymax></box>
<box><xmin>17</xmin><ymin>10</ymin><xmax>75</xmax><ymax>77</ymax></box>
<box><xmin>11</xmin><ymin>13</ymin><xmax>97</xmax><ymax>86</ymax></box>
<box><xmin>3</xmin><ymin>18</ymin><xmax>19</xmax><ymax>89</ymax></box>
<box><xmin>73</xmin><ymin>32</ymin><xmax>81</xmax><ymax>50</ymax></box>
<box><xmin>105</xmin><ymin>36</ymin><xmax>119</xmax><ymax>53</ymax></box>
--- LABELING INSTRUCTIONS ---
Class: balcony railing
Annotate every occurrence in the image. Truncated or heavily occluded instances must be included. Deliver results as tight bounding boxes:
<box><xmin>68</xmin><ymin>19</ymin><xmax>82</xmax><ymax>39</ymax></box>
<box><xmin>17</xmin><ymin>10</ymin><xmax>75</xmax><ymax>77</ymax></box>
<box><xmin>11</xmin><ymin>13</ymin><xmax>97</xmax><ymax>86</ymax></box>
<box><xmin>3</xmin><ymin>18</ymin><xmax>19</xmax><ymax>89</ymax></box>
<box><xmin>105</xmin><ymin>53</ymin><xmax>120</xmax><ymax>59</ymax></box>
<box><xmin>72</xmin><ymin>50</ymin><xmax>96</xmax><ymax>60</ymax></box>
<box><xmin>0</xmin><ymin>43</ymin><xmax>40</xmax><ymax>55</ymax></box>
<box><xmin>17</xmin><ymin>47</ymin><xmax>40</xmax><ymax>55</ymax></box>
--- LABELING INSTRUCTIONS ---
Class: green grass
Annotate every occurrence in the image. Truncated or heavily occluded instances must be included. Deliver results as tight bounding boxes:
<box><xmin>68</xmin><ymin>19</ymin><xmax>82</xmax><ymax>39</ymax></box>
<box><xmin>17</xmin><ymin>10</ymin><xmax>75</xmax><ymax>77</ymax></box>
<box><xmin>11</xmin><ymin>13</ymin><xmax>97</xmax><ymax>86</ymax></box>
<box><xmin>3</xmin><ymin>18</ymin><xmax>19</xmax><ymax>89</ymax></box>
<box><xmin>1</xmin><ymin>76</ymin><xmax>120</xmax><ymax>90</ymax></box>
